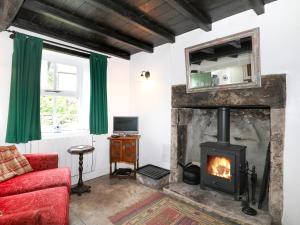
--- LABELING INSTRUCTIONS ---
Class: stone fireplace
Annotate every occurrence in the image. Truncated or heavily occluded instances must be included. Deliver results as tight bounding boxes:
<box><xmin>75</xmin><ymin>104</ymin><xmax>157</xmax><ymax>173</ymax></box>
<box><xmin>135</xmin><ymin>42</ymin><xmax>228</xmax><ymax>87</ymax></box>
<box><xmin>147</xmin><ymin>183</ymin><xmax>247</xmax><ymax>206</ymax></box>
<box><xmin>167</xmin><ymin>75</ymin><xmax>285</xmax><ymax>225</ymax></box>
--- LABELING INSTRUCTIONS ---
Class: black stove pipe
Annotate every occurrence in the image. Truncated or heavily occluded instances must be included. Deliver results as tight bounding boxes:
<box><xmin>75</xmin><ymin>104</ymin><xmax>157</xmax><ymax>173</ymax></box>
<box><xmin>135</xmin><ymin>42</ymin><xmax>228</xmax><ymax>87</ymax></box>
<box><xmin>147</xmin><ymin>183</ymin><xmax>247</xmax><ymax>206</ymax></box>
<box><xmin>217</xmin><ymin>107</ymin><xmax>230</xmax><ymax>144</ymax></box>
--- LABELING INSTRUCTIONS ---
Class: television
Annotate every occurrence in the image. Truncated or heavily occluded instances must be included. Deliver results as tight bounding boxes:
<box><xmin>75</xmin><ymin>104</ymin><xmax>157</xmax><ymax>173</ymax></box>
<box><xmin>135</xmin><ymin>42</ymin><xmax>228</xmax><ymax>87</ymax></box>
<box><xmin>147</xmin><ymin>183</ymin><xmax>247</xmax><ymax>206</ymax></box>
<box><xmin>113</xmin><ymin>117</ymin><xmax>139</xmax><ymax>135</ymax></box>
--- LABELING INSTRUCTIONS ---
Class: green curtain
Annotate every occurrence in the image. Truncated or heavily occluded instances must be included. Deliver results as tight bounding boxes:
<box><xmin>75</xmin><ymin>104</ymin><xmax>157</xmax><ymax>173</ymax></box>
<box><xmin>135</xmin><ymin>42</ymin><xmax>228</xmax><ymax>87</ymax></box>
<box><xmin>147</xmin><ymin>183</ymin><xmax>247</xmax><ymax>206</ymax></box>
<box><xmin>6</xmin><ymin>33</ymin><xmax>43</xmax><ymax>143</ymax></box>
<box><xmin>89</xmin><ymin>53</ymin><xmax>108</xmax><ymax>134</ymax></box>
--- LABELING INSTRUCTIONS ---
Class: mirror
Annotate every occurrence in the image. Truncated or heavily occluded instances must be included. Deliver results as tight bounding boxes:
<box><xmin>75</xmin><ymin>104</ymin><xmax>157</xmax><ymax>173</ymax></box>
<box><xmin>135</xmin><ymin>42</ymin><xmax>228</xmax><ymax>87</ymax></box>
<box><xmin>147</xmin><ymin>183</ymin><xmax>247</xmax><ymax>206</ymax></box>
<box><xmin>185</xmin><ymin>28</ymin><xmax>261</xmax><ymax>93</ymax></box>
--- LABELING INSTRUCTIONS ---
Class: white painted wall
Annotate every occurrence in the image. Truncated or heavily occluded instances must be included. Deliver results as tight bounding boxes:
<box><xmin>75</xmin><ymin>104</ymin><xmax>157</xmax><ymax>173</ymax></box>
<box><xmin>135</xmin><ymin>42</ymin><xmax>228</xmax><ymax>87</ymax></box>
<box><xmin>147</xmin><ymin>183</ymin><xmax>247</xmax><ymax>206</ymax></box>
<box><xmin>0</xmin><ymin>32</ymin><xmax>13</xmax><ymax>146</ymax></box>
<box><xmin>129</xmin><ymin>0</ymin><xmax>300</xmax><ymax>224</ymax></box>
<box><xmin>0</xmin><ymin>27</ymin><xmax>131</xmax><ymax>183</ymax></box>
<box><xmin>129</xmin><ymin>44</ymin><xmax>172</xmax><ymax>169</ymax></box>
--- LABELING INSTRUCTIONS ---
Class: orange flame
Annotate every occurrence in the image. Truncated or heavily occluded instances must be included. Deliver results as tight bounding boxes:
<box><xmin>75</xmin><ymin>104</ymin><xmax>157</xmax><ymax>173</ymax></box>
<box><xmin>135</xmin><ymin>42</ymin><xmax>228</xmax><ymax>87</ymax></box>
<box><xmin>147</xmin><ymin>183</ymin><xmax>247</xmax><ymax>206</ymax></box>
<box><xmin>207</xmin><ymin>156</ymin><xmax>231</xmax><ymax>180</ymax></box>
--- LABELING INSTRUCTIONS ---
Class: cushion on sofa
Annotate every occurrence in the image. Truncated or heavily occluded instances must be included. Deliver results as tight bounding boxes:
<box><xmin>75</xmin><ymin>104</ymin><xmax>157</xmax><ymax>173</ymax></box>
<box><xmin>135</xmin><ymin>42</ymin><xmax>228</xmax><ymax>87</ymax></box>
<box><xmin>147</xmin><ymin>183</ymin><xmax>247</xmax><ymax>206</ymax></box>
<box><xmin>24</xmin><ymin>153</ymin><xmax>58</xmax><ymax>171</ymax></box>
<box><xmin>0</xmin><ymin>145</ymin><xmax>32</xmax><ymax>182</ymax></box>
<box><xmin>0</xmin><ymin>209</ymin><xmax>41</xmax><ymax>225</ymax></box>
<box><xmin>0</xmin><ymin>167</ymin><xmax>71</xmax><ymax>197</ymax></box>
<box><xmin>0</xmin><ymin>187</ymin><xmax>69</xmax><ymax>225</ymax></box>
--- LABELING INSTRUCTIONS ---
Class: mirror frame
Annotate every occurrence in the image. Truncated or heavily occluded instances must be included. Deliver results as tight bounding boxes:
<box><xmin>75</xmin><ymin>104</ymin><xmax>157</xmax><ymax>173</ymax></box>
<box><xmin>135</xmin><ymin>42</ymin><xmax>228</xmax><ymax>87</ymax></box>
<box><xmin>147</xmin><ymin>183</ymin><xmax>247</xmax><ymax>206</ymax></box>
<box><xmin>185</xmin><ymin>28</ymin><xmax>261</xmax><ymax>93</ymax></box>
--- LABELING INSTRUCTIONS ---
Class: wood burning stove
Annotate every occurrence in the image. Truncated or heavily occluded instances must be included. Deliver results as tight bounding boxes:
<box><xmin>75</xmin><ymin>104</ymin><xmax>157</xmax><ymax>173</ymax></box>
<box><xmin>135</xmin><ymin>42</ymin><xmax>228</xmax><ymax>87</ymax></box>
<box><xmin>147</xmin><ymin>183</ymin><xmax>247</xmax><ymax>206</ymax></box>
<box><xmin>200</xmin><ymin>107</ymin><xmax>246</xmax><ymax>199</ymax></box>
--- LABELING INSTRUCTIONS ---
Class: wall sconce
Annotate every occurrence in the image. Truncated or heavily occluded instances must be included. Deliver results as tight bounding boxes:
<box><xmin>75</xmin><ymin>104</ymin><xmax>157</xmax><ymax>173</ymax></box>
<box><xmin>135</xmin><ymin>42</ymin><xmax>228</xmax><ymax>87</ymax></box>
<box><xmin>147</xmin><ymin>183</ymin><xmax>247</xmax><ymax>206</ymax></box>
<box><xmin>140</xmin><ymin>71</ymin><xmax>150</xmax><ymax>80</ymax></box>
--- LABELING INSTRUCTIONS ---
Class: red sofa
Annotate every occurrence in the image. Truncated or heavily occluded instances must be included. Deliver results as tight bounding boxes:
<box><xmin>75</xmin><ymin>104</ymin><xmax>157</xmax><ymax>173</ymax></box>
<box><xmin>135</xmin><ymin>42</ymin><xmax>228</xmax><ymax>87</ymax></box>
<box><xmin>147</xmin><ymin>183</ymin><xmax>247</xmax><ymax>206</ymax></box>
<box><xmin>0</xmin><ymin>153</ymin><xmax>71</xmax><ymax>225</ymax></box>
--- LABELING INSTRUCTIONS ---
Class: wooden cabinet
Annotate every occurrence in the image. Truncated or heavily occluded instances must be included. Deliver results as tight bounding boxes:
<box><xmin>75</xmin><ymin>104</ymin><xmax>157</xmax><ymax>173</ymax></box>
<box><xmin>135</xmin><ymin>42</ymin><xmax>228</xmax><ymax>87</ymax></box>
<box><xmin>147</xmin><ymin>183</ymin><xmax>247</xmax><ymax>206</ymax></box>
<box><xmin>122</xmin><ymin>140</ymin><xmax>137</xmax><ymax>163</ymax></box>
<box><xmin>108</xmin><ymin>135</ymin><xmax>140</xmax><ymax>178</ymax></box>
<box><xmin>110</xmin><ymin>140</ymin><xmax>122</xmax><ymax>162</ymax></box>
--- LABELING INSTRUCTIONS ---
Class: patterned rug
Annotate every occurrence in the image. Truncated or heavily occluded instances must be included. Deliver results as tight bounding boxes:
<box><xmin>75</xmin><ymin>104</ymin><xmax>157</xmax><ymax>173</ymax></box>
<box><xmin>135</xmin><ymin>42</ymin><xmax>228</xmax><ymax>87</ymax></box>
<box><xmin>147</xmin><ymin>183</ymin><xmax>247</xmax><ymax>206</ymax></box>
<box><xmin>109</xmin><ymin>192</ymin><xmax>234</xmax><ymax>225</ymax></box>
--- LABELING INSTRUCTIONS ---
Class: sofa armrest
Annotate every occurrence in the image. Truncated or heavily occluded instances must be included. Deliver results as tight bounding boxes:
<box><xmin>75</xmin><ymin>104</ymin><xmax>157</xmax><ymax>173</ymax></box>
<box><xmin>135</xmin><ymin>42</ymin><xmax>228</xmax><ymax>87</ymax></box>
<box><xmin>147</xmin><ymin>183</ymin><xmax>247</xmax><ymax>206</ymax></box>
<box><xmin>24</xmin><ymin>153</ymin><xmax>58</xmax><ymax>171</ymax></box>
<box><xmin>0</xmin><ymin>210</ymin><xmax>41</xmax><ymax>225</ymax></box>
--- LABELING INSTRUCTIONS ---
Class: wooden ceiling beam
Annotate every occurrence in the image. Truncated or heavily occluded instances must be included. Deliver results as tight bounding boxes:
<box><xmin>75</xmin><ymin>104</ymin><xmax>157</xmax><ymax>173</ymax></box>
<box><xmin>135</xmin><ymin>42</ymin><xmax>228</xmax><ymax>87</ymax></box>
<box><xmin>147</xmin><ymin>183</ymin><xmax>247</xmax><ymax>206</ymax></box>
<box><xmin>190</xmin><ymin>43</ymin><xmax>252</xmax><ymax>64</ymax></box>
<box><xmin>207</xmin><ymin>58</ymin><xmax>218</xmax><ymax>62</ymax></box>
<box><xmin>248</xmin><ymin>0</ymin><xmax>265</xmax><ymax>15</ymax></box>
<box><xmin>228</xmin><ymin>40</ymin><xmax>241</xmax><ymax>49</ymax></box>
<box><xmin>200</xmin><ymin>48</ymin><xmax>215</xmax><ymax>54</ymax></box>
<box><xmin>22</xmin><ymin>0</ymin><xmax>153</xmax><ymax>53</ymax></box>
<box><xmin>165</xmin><ymin>0</ymin><xmax>211</xmax><ymax>32</ymax></box>
<box><xmin>86</xmin><ymin>0</ymin><xmax>175</xmax><ymax>43</ymax></box>
<box><xmin>229</xmin><ymin>54</ymin><xmax>238</xmax><ymax>58</ymax></box>
<box><xmin>13</xmin><ymin>16</ymin><xmax>130</xmax><ymax>60</ymax></box>
<box><xmin>0</xmin><ymin>0</ymin><xmax>24</xmax><ymax>31</ymax></box>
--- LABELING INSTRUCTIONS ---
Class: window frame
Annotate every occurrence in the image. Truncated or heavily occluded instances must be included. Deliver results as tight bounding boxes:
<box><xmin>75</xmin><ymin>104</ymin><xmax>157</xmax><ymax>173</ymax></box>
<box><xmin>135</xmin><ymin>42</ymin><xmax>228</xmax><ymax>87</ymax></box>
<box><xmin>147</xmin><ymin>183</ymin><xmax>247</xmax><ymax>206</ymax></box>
<box><xmin>41</xmin><ymin>59</ymin><xmax>83</xmax><ymax>98</ymax></box>
<box><xmin>40</xmin><ymin>55</ymin><xmax>84</xmax><ymax>133</ymax></box>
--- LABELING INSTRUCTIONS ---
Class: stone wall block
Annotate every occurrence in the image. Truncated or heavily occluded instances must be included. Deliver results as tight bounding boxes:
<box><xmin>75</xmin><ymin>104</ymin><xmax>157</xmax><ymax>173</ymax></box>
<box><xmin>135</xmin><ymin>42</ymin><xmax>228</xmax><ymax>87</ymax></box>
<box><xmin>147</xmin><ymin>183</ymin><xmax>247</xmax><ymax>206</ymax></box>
<box><xmin>171</xmin><ymin>108</ymin><xmax>179</xmax><ymax>125</ymax></box>
<box><xmin>269</xmin><ymin>108</ymin><xmax>285</xmax><ymax>225</ymax></box>
<box><xmin>178</xmin><ymin>108</ymin><xmax>193</xmax><ymax>125</ymax></box>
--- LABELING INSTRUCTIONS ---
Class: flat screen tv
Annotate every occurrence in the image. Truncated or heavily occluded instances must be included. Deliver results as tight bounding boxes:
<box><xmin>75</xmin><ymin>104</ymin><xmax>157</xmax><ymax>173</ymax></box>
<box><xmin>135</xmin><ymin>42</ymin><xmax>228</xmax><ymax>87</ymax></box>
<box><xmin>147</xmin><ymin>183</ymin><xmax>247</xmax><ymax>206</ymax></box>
<box><xmin>113</xmin><ymin>117</ymin><xmax>138</xmax><ymax>135</ymax></box>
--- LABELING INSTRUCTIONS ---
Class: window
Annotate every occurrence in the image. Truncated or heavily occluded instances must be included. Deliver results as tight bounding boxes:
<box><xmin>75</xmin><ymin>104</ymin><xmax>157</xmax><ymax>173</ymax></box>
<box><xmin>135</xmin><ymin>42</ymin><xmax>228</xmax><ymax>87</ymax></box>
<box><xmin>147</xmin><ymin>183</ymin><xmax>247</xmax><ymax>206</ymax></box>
<box><xmin>40</xmin><ymin>59</ymin><xmax>83</xmax><ymax>133</ymax></box>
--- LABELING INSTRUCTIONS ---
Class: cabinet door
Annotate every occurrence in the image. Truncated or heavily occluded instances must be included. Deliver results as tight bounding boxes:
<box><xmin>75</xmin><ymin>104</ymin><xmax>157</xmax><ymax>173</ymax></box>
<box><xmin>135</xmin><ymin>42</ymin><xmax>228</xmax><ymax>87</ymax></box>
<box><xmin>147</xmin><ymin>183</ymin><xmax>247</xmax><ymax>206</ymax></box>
<box><xmin>122</xmin><ymin>140</ymin><xmax>136</xmax><ymax>163</ymax></box>
<box><xmin>110</xmin><ymin>140</ymin><xmax>122</xmax><ymax>162</ymax></box>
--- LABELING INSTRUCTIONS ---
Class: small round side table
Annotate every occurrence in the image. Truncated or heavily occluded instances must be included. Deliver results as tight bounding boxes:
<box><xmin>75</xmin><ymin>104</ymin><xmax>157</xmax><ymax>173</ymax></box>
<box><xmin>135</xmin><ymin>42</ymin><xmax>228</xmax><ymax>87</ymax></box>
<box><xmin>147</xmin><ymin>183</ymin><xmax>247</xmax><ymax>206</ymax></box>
<box><xmin>68</xmin><ymin>145</ymin><xmax>95</xmax><ymax>196</ymax></box>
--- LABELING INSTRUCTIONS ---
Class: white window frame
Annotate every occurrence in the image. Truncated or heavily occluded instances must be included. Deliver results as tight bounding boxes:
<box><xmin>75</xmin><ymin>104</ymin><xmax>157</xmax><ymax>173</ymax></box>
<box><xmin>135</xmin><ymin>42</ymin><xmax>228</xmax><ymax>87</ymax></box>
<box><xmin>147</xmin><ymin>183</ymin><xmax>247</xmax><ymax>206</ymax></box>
<box><xmin>41</xmin><ymin>59</ymin><xmax>82</xmax><ymax>98</ymax></box>
<box><xmin>40</xmin><ymin>55</ymin><xmax>84</xmax><ymax>133</ymax></box>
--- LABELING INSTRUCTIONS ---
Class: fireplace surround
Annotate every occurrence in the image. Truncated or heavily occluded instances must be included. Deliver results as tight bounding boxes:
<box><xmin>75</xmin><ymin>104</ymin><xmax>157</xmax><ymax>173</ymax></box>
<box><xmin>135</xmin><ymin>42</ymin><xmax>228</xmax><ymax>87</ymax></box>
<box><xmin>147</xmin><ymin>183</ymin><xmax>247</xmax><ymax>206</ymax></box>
<box><xmin>169</xmin><ymin>75</ymin><xmax>285</xmax><ymax>224</ymax></box>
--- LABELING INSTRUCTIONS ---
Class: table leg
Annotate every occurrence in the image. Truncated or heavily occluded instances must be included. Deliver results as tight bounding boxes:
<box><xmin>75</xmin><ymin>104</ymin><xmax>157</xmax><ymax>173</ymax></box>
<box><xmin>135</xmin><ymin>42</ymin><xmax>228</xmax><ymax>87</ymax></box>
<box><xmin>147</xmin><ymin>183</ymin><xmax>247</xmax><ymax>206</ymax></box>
<box><xmin>134</xmin><ymin>162</ymin><xmax>136</xmax><ymax>178</ymax></box>
<box><xmin>78</xmin><ymin>153</ymin><xmax>83</xmax><ymax>186</ymax></box>
<box><xmin>110</xmin><ymin>160</ymin><xmax>112</xmax><ymax>176</ymax></box>
<box><xmin>71</xmin><ymin>153</ymin><xmax>91</xmax><ymax>196</ymax></box>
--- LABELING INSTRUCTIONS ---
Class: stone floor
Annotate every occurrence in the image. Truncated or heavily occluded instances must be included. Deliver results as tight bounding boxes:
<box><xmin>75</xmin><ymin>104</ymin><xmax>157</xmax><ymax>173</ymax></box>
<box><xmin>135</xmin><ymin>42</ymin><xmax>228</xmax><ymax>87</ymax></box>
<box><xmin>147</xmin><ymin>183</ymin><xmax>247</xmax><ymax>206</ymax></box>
<box><xmin>70</xmin><ymin>176</ymin><xmax>272</xmax><ymax>225</ymax></box>
<box><xmin>70</xmin><ymin>175</ymin><xmax>156</xmax><ymax>225</ymax></box>
<box><xmin>163</xmin><ymin>182</ymin><xmax>272</xmax><ymax>225</ymax></box>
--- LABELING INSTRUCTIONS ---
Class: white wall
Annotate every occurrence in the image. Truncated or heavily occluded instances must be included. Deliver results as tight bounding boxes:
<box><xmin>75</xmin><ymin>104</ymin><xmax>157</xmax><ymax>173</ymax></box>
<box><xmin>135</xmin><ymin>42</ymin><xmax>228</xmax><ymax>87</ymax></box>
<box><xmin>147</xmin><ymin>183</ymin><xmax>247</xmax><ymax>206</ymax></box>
<box><xmin>0</xmin><ymin>27</ymin><xmax>131</xmax><ymax>182</ymax></box>
<box><xmin>0</xmin><ymin>32</ymin><xmax>13</xmax><ymax>146</ymax></box>
<box><xmin>129</xmin><ymin>0</ymin><xmax>300</xmax><ymax>224</ymax></box>
<box><xmin>130</xmin><ymin>44</ymin><xmax>172</xmax><ymax>169</ymax></box>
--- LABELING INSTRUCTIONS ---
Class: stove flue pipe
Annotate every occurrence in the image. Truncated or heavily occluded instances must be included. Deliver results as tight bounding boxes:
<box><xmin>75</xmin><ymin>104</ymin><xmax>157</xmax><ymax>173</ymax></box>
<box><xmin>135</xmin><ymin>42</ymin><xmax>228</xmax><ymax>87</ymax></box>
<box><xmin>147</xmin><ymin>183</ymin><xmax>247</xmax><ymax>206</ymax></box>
<box><xmin>217</xmin><ymin>107</ymin><xmax>230</xmax><ymax>144</ymax></box>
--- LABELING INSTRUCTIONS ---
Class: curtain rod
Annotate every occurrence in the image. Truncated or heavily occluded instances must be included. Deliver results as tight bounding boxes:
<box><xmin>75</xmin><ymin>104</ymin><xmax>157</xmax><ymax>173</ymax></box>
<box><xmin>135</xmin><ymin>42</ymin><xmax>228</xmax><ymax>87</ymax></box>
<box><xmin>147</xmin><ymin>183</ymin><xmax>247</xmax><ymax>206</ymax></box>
<box><xmin>5</xmin><ymin>30</ymin><xmax>111</xmax><ymax>59</ymax></box>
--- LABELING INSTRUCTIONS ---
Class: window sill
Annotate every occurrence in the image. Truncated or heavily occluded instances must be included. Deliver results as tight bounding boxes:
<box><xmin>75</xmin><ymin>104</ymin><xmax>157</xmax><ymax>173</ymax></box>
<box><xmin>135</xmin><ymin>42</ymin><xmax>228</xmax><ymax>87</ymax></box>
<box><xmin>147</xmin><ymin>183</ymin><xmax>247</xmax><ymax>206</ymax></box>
<box><xmin>42</xmin><ymin>130</ymin><xmax>90</xmax><ymax>139</ymax></box>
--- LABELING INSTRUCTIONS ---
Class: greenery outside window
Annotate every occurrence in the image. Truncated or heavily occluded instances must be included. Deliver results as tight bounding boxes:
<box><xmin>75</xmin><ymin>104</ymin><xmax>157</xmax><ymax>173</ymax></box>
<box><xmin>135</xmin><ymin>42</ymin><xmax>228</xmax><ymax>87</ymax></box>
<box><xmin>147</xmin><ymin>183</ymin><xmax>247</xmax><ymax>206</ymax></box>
<box><xmin>40</xmin><ymin>59</ymin><xmax>83</xmax><ymax>133</ymax></box>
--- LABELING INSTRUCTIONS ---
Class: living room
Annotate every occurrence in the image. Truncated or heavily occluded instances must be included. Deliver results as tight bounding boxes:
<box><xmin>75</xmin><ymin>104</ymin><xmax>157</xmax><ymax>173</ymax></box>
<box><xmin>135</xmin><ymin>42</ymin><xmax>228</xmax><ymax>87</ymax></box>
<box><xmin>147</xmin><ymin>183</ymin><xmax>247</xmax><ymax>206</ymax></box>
<box><xmin>0</xmin><ymin>0</ymin><xmax>299</xmax><ymax>225</ymax></box>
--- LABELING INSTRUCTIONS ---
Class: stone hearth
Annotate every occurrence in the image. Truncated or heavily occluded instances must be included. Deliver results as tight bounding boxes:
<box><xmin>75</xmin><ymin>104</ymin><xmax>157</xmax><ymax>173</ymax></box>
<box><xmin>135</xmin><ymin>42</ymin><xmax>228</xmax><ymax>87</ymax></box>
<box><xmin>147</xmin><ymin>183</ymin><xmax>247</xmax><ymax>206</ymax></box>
<box><xmin>168</xmin><ymin>75</ymin><xmax>286</xmax><ymax>225</ymax></box>
<box><xmin>164</xmin><ymin>183</ymin><xmax>272</xmax><ymax>225</ymax></box>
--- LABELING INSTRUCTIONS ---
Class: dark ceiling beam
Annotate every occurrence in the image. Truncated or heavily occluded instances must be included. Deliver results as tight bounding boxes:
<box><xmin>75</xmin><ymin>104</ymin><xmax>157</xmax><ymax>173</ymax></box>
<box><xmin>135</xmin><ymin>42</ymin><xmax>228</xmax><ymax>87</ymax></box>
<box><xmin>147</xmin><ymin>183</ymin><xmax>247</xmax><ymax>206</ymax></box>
<box><xmin>190</xmin><ymin>42</ymin><xmax>252</xmax><ymax>64</ymax></box>
<box><xmin>43</xmin><ymin>43</ymin><xmax>91</xmax><ymax>59</ymax></box>
<box><xmin>13</xmin><ymin>16</ymin><xmax>130</xmax><ymax>60</ymax></box>
<box><xmin>0</xmin><ymin>0</ymin><xmax>24</xmax><ymax>31</ymax></box>
<box><xmin>165</xmin><ymin>0</ymin><xmax>211</xmax><ymax>32</ymax></box>
<box><xmin>200</xmin><ymin>48</ymin><xmax>215</xmax><ymax>54</ymax></box>
<box><xmin>206</xmin><ymin>58</ymin><xmax>218</xmax><ymax>62</ymax></box>
<box><xmin>86</xmin><ymin>0</ymin><xmax>175</xmax><ymax>43</ymax></box>
<box><xmin>229</xmin><ymin>54</ymin><xmax>238</xmax><ymax>58</ymax></box>
<box><xmin>228</xmin><ymin>40</ymin><xmax>241</xmax><ymax>49</ymax></box>
<box><xmin>248</xmin><ymin>0</ymin><xmax>265</xmax><ymax>15</ymax></box>
<box><xmin>22</xmin><ymin>0</ymin><xmax>153</xmax><ymax>53</ymax></box>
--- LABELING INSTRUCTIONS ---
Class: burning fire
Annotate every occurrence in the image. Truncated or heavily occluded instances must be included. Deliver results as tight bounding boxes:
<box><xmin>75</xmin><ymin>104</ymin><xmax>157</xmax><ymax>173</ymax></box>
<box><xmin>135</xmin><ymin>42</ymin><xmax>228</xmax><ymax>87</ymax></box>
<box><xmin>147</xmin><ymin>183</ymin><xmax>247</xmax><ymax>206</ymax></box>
<box><xmin>207</xmin><ymin>156</ymin><xmax>231</xmax><ymax>180</ymax></box>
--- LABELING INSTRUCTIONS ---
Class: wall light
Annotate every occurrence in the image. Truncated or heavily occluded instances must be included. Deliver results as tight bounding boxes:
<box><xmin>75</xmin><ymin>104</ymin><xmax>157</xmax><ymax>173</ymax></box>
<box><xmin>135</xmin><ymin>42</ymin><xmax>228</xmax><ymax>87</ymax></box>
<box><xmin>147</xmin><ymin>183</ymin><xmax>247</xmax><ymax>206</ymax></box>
<box><xmin>140</xmin><ymin>71</ymin><xmax>150</xmax><ymax>80</ymax></box>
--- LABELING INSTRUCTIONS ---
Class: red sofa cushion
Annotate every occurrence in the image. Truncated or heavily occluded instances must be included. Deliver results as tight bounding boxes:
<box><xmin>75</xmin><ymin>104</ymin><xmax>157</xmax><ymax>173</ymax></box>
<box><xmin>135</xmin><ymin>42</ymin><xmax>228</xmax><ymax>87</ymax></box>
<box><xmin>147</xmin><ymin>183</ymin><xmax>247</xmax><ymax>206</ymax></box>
<box><xmin>0</xmin><ymin>187</ymin><xmax>69</xmax><ymax>225</ymax></box>
<box><xmin>0</xmin><ymin>209</ymin><xmax>41</xmax><ymax>225</ymax></box>
<box><xmin>0</xmin><ymin>168</ymin><xmax>71</xmax><ymax>197</ymax></box>
<box><xmin>24</xmin><ymin>153</ymin><xmax>58</xmax><ymax>172</ymax></box>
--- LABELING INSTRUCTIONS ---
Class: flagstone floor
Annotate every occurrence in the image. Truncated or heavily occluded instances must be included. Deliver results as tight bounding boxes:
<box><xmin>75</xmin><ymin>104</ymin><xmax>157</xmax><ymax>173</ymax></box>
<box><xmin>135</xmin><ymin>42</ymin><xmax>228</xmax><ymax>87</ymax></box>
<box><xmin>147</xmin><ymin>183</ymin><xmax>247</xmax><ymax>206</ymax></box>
<box><xmin>70</xmin><ymin>175</ymin><xmax>156</xmax><ymax>225</ymax></box>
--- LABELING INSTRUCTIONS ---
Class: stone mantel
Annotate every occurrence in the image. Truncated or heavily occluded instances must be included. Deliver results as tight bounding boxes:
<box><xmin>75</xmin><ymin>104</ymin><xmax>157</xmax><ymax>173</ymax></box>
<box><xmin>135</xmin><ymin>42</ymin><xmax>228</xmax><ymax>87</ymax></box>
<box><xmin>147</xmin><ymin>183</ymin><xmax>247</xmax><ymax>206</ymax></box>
<box><xmin>170</xmin><ymin>74</ymin><xmax>286</xmax><ymax>225</ymax></box>
<box><xmin>172</xmin><ymin>74</ymin><xmax>286</xmax><ymax>109</ymax></box>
